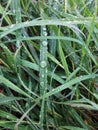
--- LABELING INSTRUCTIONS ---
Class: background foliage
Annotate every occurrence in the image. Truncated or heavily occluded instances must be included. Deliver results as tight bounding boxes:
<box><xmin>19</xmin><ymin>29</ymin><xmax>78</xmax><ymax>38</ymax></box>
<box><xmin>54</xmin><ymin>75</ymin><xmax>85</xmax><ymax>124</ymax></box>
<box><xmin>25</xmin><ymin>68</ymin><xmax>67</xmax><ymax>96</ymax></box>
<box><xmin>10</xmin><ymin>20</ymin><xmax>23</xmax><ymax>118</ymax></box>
<box><xmin>0</xmin><ymin>0</ymin><xmax>98</xmax><ymax>130</ymax></box>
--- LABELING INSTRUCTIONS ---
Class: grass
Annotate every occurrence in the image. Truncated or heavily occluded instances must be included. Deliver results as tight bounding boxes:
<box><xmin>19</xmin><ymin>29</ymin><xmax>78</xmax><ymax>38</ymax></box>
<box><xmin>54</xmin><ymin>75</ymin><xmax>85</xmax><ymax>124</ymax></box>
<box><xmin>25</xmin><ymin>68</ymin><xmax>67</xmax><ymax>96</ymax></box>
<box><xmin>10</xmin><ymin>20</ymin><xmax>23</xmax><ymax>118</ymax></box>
<box><xmin>0</xmin><ymin>0</ymin><xmax>98</xmax><ymax>130</ymax></box>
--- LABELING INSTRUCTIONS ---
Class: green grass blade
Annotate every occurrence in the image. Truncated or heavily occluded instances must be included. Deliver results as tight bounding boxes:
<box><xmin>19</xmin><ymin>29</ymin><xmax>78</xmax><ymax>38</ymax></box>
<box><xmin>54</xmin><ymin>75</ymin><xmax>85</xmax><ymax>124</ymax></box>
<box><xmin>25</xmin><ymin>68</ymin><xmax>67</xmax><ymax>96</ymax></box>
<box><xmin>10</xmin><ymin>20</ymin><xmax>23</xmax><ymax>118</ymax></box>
<box><xmin>0</xmin><ymin>76</ymin><xmax>32</xmax><ymax>99</ymax></box>
<box><xmin>43</xmin><ymin>74</ymin><xmax>98</xmax><ymax>98</ymax></box>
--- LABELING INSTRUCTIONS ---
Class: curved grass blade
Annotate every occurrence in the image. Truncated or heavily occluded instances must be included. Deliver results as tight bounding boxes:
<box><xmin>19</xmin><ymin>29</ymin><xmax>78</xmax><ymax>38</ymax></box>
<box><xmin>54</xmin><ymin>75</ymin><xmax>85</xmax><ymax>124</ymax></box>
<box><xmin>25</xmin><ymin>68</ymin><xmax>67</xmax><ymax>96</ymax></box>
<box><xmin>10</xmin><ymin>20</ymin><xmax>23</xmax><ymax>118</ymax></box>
<box><xmin>0</xmin><ymin>96</ymin><xmax>24</xmax><ymax>105</ymax></box>
<box><xmin>0</xmin><ymin>76</ymin><xmax>32</xmax><ymax>99</ymax></box>
<box><xmin>58</xmin><ymin>33</ymin><xmax>70</xmax><ymax>76</ymax></box>
<box><xmin>43</xmin><ymin>74</ymin><xmax>98</xmax><ymax>98</ymax></box>
<box><xmin>1</xmin><ymin>18</ymin><xmax>98</xmax><ymax>39</ymax></box>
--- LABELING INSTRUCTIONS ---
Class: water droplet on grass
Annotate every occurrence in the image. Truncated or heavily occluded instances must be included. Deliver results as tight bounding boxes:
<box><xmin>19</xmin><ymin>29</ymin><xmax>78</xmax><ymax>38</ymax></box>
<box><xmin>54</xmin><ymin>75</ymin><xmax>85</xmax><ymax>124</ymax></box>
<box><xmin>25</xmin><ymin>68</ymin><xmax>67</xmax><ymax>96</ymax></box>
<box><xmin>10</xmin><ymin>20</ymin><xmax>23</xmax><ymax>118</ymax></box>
<box><xmin>52</xmin><ymin>89</ymin><xmax>55</xmax><ymax>91</ymax></box>
<box><xmin>10</xmin><ymin>24</ymin><xmax>14</xmax><ymax>28</ymax></box>
<box><xmin>41</xmin><ymin>74</ymin><xmax>44</xmax><ymax>78</ymax></box>
<box><xmin>80</xmin><ymin>76</ymin><xmax>83</xmax><ymax>78</ymax></box>
<box><xmin>13</xmin><ymin>9</ymin><xmax>15</xmax><ymax>13</ymax></box>
<box><xmin>46</xmin><ymin>69</ymin><xmax>48</xmax><ymax>73</ymax></box>
<box><xmin>25</xmin><ymin>21</ymin><xmax>28</xmax><ymax>25</ymax></box>
<box><xmin>54</xmin><ymin>7</ymin><xmax>57</xmax><ymax>10</ymax></box>
<box><xmin>43</xmin><ymin>27</ymin><xmax>46</xmax><ymax>31</ymax></box>
<box><xmin>16</xmin><ymin>40</ymin><xmax>20</xmax><ymax>48</ymax></box>
<box><xmin>30</xmin><ymin>15</ymin><xmax>33</xmax><ymax>19</ymax></box>
<box><xmin>42</xmin><ymin>41</ymin><xmax>48</xmax><ymax>46</ymax></box>
<box><xmin>40</xmin><ymin>61</ymin><xmax>47</xmax><ymax>68</ymax></box>
<box><xmin>23</xmin><ymin>35</ymin><xmax>26</xmax><ymax>38</ymax></box>
<box><xmin>43</xmin><ymin>31</ymin><xmax>47</xmax><ymax>36</ymax></box>
<box><xmin>6</xmin><ymin>115</ymin><xmax>9</xmax><ymax>118</ymax></box>
<box><xmin>40</xmin><ymin>82</ymin><xmax>44</xmax><ymax>86</ymax></box>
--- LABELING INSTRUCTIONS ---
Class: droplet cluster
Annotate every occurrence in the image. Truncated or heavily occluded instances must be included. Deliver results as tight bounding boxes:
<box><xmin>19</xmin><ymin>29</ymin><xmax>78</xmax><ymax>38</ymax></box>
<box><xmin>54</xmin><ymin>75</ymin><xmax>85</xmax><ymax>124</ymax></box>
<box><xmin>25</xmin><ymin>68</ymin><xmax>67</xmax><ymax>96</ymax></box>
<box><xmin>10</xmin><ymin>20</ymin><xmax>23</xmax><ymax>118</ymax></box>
<box><xmin>39</xmin><ymin>26</ymin><xmax>48</xmax><ymax>95</ymax></box>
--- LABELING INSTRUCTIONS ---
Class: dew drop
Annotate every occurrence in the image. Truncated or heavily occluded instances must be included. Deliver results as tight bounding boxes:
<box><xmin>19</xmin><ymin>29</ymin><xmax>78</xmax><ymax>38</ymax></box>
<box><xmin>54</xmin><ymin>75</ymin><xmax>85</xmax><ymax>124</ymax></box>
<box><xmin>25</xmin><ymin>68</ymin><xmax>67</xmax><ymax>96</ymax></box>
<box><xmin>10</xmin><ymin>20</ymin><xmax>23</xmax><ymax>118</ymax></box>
<box><xmin>39</xmin><ymin>114</ymin><xmax>41</xmax><ymax>118</ymax></box>
<box><xmin>43</xmin><ymin>27</ymin><xmax>46</xmax><ymax>31</ymax></box>
<box><xmin>52</xmin><ymin>89</ymin><xmax>55</xmax><ymax>92</ymax></box>
<box><xmin>6</xmin><ymin>115</ymin><xmax>9</xmax><ymax>119</ymax></box>
<box><xmin>41</xmin><ymin>74</ymin><xmax>44</xmax><ymax>78</ymax></box>
<box><xmin>89</xmin><ymin>0</ymin><xmax>93</xmax><ymax>4</ymax></box>
<box><xmin>74</xmin><ymin>87</ymin><xmax>77</xmax><ymax>90</ymax></box>
<box><xmin>43</xmin><ymin>31</ymin><xmax>47</xmax><ymax>36</ymax></box>
<box><xmin>42</xmin><ymin>41</ymin><xmax>48</xmax><ymax>46</ymax></box>
<box><xmin>62</xmin><ymin>18</ymin><xmax>65</xmax><ymax>21</ymax></box>
<box><xmin>46</xmin><ymin>69</ymin><xmax>48</xmax><ymax>73</ymax></box>
<box><xmin>13</xmin><ymin>9</ymin><xmax>15</xmax><ymax>13</ymax></box>
<box><xmin>10</xmin><ymin>24</ymin><xmax>14</xmax><ymax>28</ymax></box>
<box><xmin>25</xmin><ymin>21</ymin><xmax>28</xmax><ymax>24</ymax></box>
<box><xmin>16</xmin><ymin>40</ymin><xmax>20</xmax><ymax>48</ymax></box>
<box><xmin>8</xmin><ymin>38</ymin><xmax>10</xmax><ymax>41</ymax></box>
<box><xmin>30</xmin><ymin>15</ymin><xmax>33</xmax><ymax>19</ymax></box>
<box><xmin>80</xmin><ymin>76</ymin><xmax>83</xmax><ymax>78</ymax></box>
<box><xmin>40</xmin><ymin>61</ymin><xmax>47</xmax><ymax>68</ymax></box>
<box><xmin>40</xmin><ymin>82</ymin><xmax>44</xmax><ymax>86</ymax></box>
<box><xmin>54</xmin><ymin>7</ymin><xmax>57</xmax><ymax>10</ymax></box>
<box><xmin>57</xmin><ymin>88</ymin><xmax>60</xmax><ymax>92</ymax></box>
<box><xmin>23</xmin><ymin>35</ymin><xmax>26</xmax><ymax>38</ymax></box>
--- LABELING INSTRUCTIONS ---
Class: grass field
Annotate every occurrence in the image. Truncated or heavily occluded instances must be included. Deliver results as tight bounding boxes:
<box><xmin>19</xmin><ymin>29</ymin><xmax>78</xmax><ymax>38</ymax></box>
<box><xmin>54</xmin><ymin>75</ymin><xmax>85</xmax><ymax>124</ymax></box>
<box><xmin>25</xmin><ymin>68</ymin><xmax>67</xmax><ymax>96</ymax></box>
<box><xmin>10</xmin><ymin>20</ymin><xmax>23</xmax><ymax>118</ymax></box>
<box><xmin>0</xmin><ymin>0</ymin><xmax>98</xmax><ymax>130</ymax></box>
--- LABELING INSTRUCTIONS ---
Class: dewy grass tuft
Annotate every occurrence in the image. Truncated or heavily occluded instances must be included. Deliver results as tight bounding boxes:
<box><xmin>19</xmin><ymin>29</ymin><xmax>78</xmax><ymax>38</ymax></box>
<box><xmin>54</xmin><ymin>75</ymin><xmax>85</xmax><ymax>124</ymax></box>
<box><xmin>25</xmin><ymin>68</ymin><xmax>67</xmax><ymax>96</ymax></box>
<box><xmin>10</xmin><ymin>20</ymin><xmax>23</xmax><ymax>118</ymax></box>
<box><xmin>0</xmin><ymin>0</ymin><xmax>98</xmax><ymax>130</ymax></box>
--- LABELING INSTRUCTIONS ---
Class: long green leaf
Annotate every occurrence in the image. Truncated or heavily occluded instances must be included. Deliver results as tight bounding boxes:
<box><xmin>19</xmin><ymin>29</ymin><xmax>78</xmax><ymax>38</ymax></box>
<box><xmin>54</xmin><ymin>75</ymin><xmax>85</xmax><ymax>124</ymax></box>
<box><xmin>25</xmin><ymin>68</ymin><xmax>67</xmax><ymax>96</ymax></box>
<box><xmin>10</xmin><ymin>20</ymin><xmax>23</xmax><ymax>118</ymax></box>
<box><xmin>0</xmin><ymin>76</ymin><xmax>32</xmax><ymax>99</ymax></box>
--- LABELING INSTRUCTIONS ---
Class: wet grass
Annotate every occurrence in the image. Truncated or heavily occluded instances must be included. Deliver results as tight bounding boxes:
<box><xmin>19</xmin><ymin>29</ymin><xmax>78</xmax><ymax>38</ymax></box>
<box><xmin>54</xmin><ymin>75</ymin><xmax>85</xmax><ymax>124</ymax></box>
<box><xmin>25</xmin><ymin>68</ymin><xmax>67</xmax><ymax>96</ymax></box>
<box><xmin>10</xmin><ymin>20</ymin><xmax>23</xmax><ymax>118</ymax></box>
<box><xmin>0</xmin><ymin>0</ymin><xmax>98</xmax><ymax>130</ymax></box>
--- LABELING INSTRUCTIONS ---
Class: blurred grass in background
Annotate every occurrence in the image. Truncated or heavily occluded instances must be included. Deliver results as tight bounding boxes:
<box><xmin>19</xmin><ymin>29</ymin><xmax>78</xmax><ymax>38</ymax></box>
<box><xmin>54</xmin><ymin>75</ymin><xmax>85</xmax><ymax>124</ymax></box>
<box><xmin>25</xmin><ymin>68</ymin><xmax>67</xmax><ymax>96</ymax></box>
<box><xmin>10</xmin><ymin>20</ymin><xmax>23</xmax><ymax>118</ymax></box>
<box><xmin>0</xmin><ymin>0</ymin><xmax>98</xmax><ymax>130</ymax></box>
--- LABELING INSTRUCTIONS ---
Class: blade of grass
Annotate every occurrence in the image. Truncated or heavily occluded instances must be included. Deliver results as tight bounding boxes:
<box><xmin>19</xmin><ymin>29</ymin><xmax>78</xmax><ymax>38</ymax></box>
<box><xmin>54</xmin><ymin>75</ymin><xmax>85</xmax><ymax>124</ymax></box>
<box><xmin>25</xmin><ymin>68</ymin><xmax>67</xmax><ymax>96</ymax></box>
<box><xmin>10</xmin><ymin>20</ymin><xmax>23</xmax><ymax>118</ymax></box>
<box><xmin>0</xmin><ymin>76</ymin><xmax>32</xmax><ymax>99</ymax></box>
<box><xmin>58</xmin><ymin>27</ymin><xmax>70</xmax><ymax>77</ymax></box>
<box><xmin>1</xmin><ymin>18</ymin><xmax>98</xmax><ymax>39</ymax></box>
<box><xmin>43</xmin><ymin>74</ymin><xmax>98</xmax><ymax>98</ymax></box>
